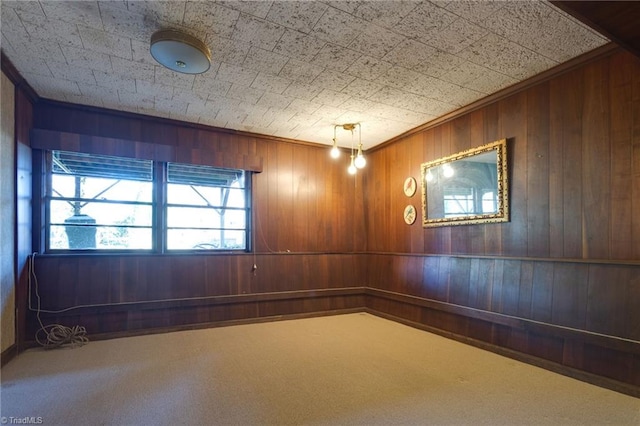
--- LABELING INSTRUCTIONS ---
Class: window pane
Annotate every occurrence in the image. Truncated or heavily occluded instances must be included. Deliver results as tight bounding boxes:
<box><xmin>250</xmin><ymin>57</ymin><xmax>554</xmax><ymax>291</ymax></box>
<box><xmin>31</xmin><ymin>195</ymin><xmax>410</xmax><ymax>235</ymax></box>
<box><xmin>167</xmin><ymin>206</ymin><xmax>245</xmax><ymax>229</ymax></box>
<box><xmin>50</xmin><ymin>225</ymin><xmax>152</xmax><ymax>250</ymax></box>
<box><xmin>167</xmin><ymin>185</ymin><xmax>245</xmax><ymax>207</ymax></box>
<box><xmin>167</xmin><ymin>229</ymin><xmax>246</xmax><ymax>250</ymax></box>
<box><xmin>52</xmin><ymin>175</ymin><xmax>152</xmax><ymax>202</ymax></box>
<box><xmin>50</xmin><ymin>200</ymin><xmax>152</xmax><ymax>227</ymax></box>
<box><xmin>48</xmin><ymin>150</ymin><xmax>154</xmax><ymax>251</ymax></box>
<box><xmin>166</xmin><ymin>162</ymin><xmax>248</xmax><ymax>251</ymax></box>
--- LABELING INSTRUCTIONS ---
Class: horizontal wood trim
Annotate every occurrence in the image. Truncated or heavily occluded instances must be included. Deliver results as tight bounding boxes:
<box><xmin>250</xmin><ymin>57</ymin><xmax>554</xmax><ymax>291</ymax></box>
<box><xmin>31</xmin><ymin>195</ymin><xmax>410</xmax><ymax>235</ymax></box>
<box><xmin>31</xmin><ymin>128</ymin><xmax>264</xmax><ymax>172</ymax></box>
<box><xmin>25</xmin><ymin>308</ymin><xmax>366</xmax><ymax>350</ymax></box>
<box><xmin>366</xmin><ymin>309</ymin><xmax>640</xmax><ymax>399</ymax></box>
<box><xmin>366</xmin><ymin>288</ymin><xmax>640</xmax><ymax>354</ymax></box>
<box><xmin>363</xmin><ymin>252</ymin><xmax>640</xmax><ymax>266</ymax></box>
<box><xmin>32</xmin><ymin>287</ymin><xmax>366</xmax><ymax>315</ymax></box>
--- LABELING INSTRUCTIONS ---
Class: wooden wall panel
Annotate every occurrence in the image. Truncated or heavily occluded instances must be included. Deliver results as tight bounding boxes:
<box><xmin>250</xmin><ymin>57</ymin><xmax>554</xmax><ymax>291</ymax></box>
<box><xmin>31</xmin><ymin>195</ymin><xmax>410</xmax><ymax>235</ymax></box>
<box><xmin>28</xmin><ymin>253</ymin><xmax>366</xmax><ymax>338</ymax></box>
<box><xmin>609</xmin><ymin>53</ymin><xmax>634</xmax><ymax>259</ymax></box>
<box><xmin>631</xmin><ymin>55</ymin><xmax>640</xmax><ymax>260</ymax></box>
<box><xmin>365</xmin><ymin>50</ymin><xmax>640</xmax><ymax>261</ymax></box>
<box><xmin>582</xmin><ymin>59</ymin><xmax>611</xmax><ymax>259</ymax></box>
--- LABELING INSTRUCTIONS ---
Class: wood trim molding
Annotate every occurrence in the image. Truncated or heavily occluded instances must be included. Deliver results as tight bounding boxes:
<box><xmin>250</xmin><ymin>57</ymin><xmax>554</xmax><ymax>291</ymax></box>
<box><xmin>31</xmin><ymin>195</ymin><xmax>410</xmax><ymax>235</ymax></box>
<box><xmin>363</xmin><ymin>251</ymin><xmax>640</xmax><ymax>266</ymax></box>
<box><xmin>365</xmin><ymin>288</ymin><xmax>640</xmax><ymax>354</ymax></box>
<box><xmin>34</xmin><ymin>287</ymin><xmax>367</xmax><ymax>316</ymax></box>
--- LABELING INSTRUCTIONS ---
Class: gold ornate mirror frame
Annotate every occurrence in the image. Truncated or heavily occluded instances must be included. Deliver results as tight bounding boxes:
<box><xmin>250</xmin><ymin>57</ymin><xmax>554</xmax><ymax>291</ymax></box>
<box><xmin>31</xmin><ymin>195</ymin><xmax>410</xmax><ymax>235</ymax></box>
<box><xmin>420</xmin><ymin>139</ymin><xmax>509</xmax><ymax>227</ymax></box>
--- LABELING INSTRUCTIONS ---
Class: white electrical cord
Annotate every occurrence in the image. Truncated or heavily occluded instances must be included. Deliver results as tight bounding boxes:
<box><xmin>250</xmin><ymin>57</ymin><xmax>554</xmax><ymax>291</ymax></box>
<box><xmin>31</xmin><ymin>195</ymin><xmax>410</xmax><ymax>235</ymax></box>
<box><xmin>29</xmin><ymin>253</ymin><xmax>89</xmax><ymax>349</ymax></box>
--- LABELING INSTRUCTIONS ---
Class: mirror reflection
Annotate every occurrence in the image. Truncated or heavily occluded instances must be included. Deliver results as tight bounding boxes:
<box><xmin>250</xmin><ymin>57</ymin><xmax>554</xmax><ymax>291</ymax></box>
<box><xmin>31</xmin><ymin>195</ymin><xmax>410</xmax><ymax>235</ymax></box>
<box><xmin>421</xmin><ymin>139</ymin><xmax>509</xmax><ymax>227</ymax></box>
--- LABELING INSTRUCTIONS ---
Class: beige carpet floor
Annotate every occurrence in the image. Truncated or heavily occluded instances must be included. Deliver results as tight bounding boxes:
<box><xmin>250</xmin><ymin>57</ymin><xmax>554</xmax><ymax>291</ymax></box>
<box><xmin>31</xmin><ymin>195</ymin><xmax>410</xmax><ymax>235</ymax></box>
<box><xmin>1</xmin><ymin>313</ymin><xmax>638</xmax><ymax>425</ymax></box>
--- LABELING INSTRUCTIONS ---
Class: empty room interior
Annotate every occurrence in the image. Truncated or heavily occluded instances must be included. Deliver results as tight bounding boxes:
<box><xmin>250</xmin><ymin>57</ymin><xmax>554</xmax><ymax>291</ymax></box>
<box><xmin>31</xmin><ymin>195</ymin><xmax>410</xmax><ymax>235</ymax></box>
<box><xmin>1</xmin><ymin>1</ymin><xmax>639</xmax><ymax>424</ymax></box>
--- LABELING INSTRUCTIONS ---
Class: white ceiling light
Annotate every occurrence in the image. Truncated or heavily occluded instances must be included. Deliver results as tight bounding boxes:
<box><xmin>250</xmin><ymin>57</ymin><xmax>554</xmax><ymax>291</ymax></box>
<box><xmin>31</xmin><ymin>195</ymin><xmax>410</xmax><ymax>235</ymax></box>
<box><xmin>150</xmin><ymin>29</ymin><xmax>211</xmax><ymax>74</ymax></box>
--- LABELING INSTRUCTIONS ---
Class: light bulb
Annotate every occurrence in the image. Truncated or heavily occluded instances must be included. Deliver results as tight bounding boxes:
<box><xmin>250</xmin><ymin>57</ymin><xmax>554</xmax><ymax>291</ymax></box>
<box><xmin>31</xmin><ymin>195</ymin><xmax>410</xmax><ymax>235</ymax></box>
<box><xmin>330</xmin><ymin>145</ymin><xmax>340</xmax><ymax>159</ymax></box>
<box><xmin>426</xmin><ymin>170</ymin><xmax>434</xmax><ymax>182</ymax></box>
<box><xmin>348</xmin><ymin>156</ymin><xmax>357</xmax><ymax>175</ymax></box>
<box><xmin>443</xmin><ymin>164</ymin><xmax>454</xmax><ymax>178</ymax></box>
<box><xmin>354</xmin><ymin>152</ymin><xmax>366</xmax><ymax>169</ymax></box>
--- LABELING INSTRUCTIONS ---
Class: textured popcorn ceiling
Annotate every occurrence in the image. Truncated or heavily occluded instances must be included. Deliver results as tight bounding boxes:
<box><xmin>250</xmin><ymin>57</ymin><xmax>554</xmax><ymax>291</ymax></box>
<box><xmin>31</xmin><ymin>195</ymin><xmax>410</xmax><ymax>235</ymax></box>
<box><xmin>1</xmin><ymin>1</ymin><xmax>608</xmax><ymax>148</ymax></box>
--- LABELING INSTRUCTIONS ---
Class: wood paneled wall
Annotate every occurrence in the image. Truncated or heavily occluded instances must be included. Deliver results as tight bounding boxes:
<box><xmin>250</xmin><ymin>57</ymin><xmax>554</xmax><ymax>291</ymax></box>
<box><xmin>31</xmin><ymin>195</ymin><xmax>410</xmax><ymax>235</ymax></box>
<box><xmin>27</xmin><ymin>101</ymin><xmax>367</xmax><ymax>339</ymax></box>
<box><xmin>362</xmin><ymin>49</ymin><xmax>640</xmax><ymax>393</ymax></box>
<box><xmin>366</xmin><ymin>50</ymin><xmax>640</xmax><ymax>260</ymax></box>
<box><xmin>29</xmin><ymin>253</ymin><xmax>366</xmax><ymax>337</ymax></box>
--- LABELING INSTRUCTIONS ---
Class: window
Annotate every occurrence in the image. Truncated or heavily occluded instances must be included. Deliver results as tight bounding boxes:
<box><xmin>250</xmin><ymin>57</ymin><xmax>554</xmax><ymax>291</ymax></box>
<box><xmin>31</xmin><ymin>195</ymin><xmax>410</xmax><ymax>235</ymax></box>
<box><xmin>46</xmin><ymin>150</ymin><xmax>250</xmax><ymax>252</ymax></box>
<box><xmin>166</xmin><ymin>163</ymin><xmax>247</xmax><ymax>250</ymax></box>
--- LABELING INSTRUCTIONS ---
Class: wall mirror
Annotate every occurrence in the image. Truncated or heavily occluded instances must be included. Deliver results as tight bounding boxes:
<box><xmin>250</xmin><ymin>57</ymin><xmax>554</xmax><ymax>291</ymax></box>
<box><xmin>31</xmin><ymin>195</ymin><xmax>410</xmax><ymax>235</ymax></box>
<box><xmin>420</xmin><ymin>139</ymin><xmax>509</xmax><ymax>227</ymax></box>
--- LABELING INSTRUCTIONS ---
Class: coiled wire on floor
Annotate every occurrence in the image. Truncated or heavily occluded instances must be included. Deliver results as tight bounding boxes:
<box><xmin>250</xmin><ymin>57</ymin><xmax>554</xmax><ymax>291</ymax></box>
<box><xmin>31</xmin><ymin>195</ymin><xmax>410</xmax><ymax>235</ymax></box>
<box><xmin>30</xmin><ymin>253</ymin><xmax>90</xmax><ymax>349</ymax></box>
<box><xmin>35</xmin><ymin>324</ymin><xmax>89</xmax><ymax>349</ymax></box>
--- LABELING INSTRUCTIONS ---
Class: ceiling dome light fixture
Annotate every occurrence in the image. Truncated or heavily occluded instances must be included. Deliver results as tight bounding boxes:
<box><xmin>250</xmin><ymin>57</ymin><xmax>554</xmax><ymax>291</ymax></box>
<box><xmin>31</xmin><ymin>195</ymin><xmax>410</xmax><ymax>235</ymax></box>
<box><xmin>150</xmin><ymin>29</ymin><xmax>211</xmax><ymax>74</ymax></box>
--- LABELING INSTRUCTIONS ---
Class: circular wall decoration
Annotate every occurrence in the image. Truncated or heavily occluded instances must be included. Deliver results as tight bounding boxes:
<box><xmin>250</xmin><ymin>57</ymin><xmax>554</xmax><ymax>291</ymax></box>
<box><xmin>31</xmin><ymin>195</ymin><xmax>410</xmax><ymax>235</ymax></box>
<box><xmin>404</xmin><ymin>205</ymin><xmax>417</xmax><ymax>225</ymax></box>
<box><xmin>403</xmin><ymin>177</ymin><xmax>417</xmax><ymax>197</ymax></box>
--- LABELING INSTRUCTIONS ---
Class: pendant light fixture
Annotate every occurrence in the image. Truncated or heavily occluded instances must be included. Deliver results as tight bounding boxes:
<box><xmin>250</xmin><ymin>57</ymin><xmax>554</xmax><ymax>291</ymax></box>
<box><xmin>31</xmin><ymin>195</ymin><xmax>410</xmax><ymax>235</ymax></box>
<box><xmin>330</xmin><ymin>123</ymin><xmax>366</xmax><ymax>175</ymax></box>
<box><xmin>150</xmin><ymin>29</ymin><xmax>211</xmax><ymax>74</ymax></box>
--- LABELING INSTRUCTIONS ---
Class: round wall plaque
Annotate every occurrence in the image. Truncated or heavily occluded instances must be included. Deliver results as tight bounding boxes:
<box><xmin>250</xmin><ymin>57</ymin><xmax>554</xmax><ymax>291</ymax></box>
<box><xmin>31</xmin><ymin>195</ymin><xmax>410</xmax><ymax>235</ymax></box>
<box><xmin>404</xmin><ymin>205</ymin><xmax>417</xmax><ymax>225</ymax></box>
<box><xmin>404</xmin><ymin>177</ymin><xmax>417</xmax><ymax>197</ymax></box>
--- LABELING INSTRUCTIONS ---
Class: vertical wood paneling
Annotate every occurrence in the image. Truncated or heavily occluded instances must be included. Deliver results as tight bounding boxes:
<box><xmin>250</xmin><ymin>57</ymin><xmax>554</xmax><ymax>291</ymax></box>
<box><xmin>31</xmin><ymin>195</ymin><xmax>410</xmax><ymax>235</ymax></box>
<box><xmin>448</xmin><ymin>257</ymin><xmax>470</xmax><ymax>306</ymax></box>
<box><xmin>500</xmin><ymin>93</ymin><xmax>528</xmax><ymax>256</ymax></box>
<box><xmin>422</xmin><ymin>256</ymin><xmax>440</xmax><ymax>300</ymax></box>
<box><xmin>530</xmin><ymin>262</ymin><xmax>554</xmax><ymax>323</ymax></box>
<box><xmin>526</xmin><ymin>83</ymin><xmax>551</xmax><ymax>257</ymax></box>
<box><xmin>551</xmin><ymin>263</ymin><xmax>588</xmax><ymax>329</ymax></box>
<box><xmin>473</xmin><ymin>258</ymin><xmax>495</xmax><ymax>311</ymax></box>
<box><xmin>582</xmin><ymin>59</ymin><xmax>611</xmax><ymax>259</ymax></box>
<box><xmin>609</xmin><ymin>54</ymin><xmax>634</xmax><ymax>259</ymax></box>
<box><xmin>631</xmin><ymin>56</ymin><xmax>640</xmax><ymax>260</ymax></box>
<box><xmin>276</xmin><ymin>143</ymin><xmax>294</xmax><ymax>250</ymax></box>
<box><xmin>500</xmin><ymin>259</ymin><xmax>521</xmax><ymax>316</ymax></box>
<box><xmin>517</xmin><ymin>261</ymin><xmax>534</xmax><ymax>318</ymax></box>
<box><xmin>586</xmin><ymin>264</ymin><xmax>629</xmax><ymax>336</ymax></box>
<box><xmin>292</xmin><ymin>145</ymin><xmax>309</xmax><ymax>249</ymax></box>
<box><xmin>467</xmin><ymin>258</ymin><xmax>481</xmax><ymax>308</ymax></box>
<box><xmin>562</xmin><ymin>70</ymin><xmax>584</xmax><ymax>258</ymax></box>
<box><xmin>548</xmin><ymin>77</ymin><xmax>565</xmax><ymax>258</ymax></box>
<box><xmin>628</xmin><ymin>271</ymin><xmax>640</xmax><ymax>341</ymax></box>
